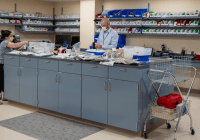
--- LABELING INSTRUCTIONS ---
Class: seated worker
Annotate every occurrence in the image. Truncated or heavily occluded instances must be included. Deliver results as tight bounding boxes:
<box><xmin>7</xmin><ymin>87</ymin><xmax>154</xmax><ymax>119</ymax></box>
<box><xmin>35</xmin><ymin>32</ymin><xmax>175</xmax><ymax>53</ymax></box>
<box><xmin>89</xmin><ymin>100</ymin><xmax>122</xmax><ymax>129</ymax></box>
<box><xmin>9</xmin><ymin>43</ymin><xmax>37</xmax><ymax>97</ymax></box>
<box><xmin>0</xmin><ymin>30</ymin><xmax>28</xmax><ymax>104</ymax></box>
<box><xmin>95</xmin><ymin>18</ymin><xmax>118</xmax><ymax>50</ymax></box>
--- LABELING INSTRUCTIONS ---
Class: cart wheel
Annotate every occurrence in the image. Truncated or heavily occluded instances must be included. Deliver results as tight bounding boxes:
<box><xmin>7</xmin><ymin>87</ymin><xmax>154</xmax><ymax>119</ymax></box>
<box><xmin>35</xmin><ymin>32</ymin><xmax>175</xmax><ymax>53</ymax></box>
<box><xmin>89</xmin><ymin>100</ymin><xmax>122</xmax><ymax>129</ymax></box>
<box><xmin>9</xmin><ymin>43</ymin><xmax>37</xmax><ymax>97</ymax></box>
<box><xmin>166</xmin><ymin>123</ymin><xmax>171</xmax><ymax>129</ymax></box>
<box><xmin>143</xmin><ymin>131</ymin><xmax>147</xmax><ymax>139</ymax></box>
<box><xmin>191</xmin><ymin>128</ymin><xmax>195</xmax><ymax>135</ymax></box>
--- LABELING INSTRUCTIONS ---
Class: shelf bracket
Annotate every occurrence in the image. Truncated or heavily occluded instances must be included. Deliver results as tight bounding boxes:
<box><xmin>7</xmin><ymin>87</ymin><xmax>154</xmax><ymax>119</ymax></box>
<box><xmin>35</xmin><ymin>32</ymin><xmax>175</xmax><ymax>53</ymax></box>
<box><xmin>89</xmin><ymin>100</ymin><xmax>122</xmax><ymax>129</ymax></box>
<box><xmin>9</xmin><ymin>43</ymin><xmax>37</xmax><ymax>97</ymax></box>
<box><xmin>61</xmin><ymin>7</ymin><xmax>63</xmax><ymax>15</ymax></box>
<box><xmin>53</xmin><ymin>8</ymin><xmax>55</xmax><ymax>20</ymax></box>
<box><xmin>148</xmin><ymin>3</ymin><xmax>150</xmax><ymax>12</ymax></box>
<box><xmin>15</xmin><ymin>3</ymin><xmax>17</xmax><ymax>12</ymax></box>
<box><xmin>102</xmin><ymin>5</ymin><xmax>104</xmax><ymax>13</ymax></box>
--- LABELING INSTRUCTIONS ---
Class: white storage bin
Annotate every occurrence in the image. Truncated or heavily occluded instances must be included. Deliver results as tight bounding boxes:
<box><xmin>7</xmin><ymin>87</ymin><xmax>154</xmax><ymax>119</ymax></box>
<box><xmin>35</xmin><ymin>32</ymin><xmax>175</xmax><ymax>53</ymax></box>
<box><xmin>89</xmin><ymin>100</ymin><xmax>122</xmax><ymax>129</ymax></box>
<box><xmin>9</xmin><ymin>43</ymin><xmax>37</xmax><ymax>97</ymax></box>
<box><xmin>143</xmin><ymin>12</ymin><xmax>147</xmax><ymax>17</ymax></box>
<box><xmin>164</xmin><ymin>29</ymin><xmax>168</xmax><ymax>34</ymax></box>
<box><xmin>189</xmin><ymin>29</ymin><xmax>193</xmax><ymax>34</ymax></box>
<box><xmin>182</xmin><ymin>11</ymin><xmax>186</xmax><ymax>17</ymax></box>
<box><xmin>161</xmin><ymin>12</ymin><xmax>167</xmax><ymax>17</ymax></box>
<box><xmin>193</xmin><ymin>29</ymin><xmax>199</xmax><ymax>34</ymax></box>
<box><xmin>122</xmin><ymin>20</ymin><xmax>127</xmax><ymax>25</ymax></box>
<box><xmin>126</xmin><ymin>21</ymin><xmax>130</xmax><ymax>25</ymax></box>
<box><xmin>157</xmin><ymin>12</ymin><xmax>162</xmax><ymax>17</ymax></box>
<box><xmin>190</xmin><ymin>11</ymin><xmax>195</xmax><ymax>17</ymax></box>
<box><xmin>156</xmin><ymin>29</ymin><xmax>160</xmax><ymax>34</ymax></box>
<box><xmin>186</xmin><ymin>12</ymin><xmax>191</xmax><ymax>17</ymax></box>
<box><xmin>136</xmin><ymin>20</ymin><xmax>142</xmax><ymax>25</ymax></box>
<box><xmin>172</xmin><ymin>12</ymin><xmax>177</xmax><ymax>17</ymax></box>
<box><xmin>168</xmin><ymin>12</ymin><xmax>173</xmax><ymax>17</ymax></box>
<box><xmin>168</xmin><ymin>20</ymin><xmax>173</xmax><ymax>25</ymax></box>
<box><xmin>164</xmin><ymin>20</ymin><xmax>168</xmax><ymax>25</ymax></box>
<box><xmin>160</xmin><ymin>29</ymin><xmax>165</xmax><ymax>34</ymax></box>
<box><xmin>131</xmin><ymin>28</ymin><xmax>136</xmax><ymax>33</ymax></box>
<box><xmin>194</xmin><ymin>11</ymin><xmax>199</xmax><ymax>16</ymax></box>
<box><xmin>152</xmin><ymin>29</ymin><xmax>157</xmax><ymax>34</ymax></box>
<box><xmin>145</xmin><ymin>21</ymin><xmax>150</xmax><ymax>25</ymax></box>
<box><xmin>160</xmin><ymin>20</ymin><xmax>165</xmax><ymax>26</ymax></box>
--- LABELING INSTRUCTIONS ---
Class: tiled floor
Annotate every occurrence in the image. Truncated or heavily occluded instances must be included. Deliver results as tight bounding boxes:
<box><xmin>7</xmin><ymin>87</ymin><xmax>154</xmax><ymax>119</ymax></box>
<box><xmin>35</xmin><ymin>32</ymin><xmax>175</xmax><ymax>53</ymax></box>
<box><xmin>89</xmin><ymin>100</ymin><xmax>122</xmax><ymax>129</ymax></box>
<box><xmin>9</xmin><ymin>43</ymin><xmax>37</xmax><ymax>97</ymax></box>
<box><xmin>0</xmin><ymin>92</ymin><xmax>199</xmax><ymax>140</ymax></box>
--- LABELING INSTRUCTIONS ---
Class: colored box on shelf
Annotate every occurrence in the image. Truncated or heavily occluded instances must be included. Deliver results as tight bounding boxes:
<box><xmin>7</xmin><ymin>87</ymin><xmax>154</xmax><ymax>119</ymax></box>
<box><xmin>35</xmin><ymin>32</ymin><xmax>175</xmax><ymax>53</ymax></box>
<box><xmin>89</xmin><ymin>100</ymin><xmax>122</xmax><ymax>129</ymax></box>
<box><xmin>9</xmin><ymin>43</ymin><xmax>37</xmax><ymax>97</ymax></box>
<box><xmin>133</xmin><ymin>55</ymin><xmax>150</xmax><ymax>62</ymax></box>
<box><xmin>134</xmin><ymin>9</ymin><xmax>148</xmax><ymax>17</ymax></box>
<box><xmin>119</xmin><ymin>9</ymin><xmax>133</xmax><ymax>18</ymax></box>
<box><xmin>107</xmin><ymin>10</ymin><xmax>121</xmax><ymax>18</ymax></box>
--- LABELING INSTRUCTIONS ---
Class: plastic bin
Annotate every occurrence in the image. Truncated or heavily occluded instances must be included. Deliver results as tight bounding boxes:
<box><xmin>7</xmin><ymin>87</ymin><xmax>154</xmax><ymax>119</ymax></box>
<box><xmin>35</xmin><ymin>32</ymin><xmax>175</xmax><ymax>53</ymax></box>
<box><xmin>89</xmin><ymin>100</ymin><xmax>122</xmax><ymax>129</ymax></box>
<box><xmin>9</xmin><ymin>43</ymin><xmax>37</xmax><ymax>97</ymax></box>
<box><xmin>134</xmin><ymin>9</ymin><xmax>147</xmax><ymax>17</ymax></box>
<box><xmin>96</xmin><ymin>13</ymin><xmax>103</xmax><ymax>18</ymax></box>
<box><xmin>133</xmin><ymin>55</ymin><xmax>150</xmax><ymax>62</ymax></box>
<box><xmin>84</xmin><ymin>50</ymin><xmax>105</xmax><ymax>56</ymax></box>
<box><xmin>127</xmin><ymin>9</ymin><xmax>137</xmax><ymax>18</ymax></box>
<box><xmin>120</xmin><ymin>9</ymin><xmax>133</xmax><ymax>17</ymax></box>
<box><xmin>108</xmin><ymin>10</ymin><xmax>121</xmax><ymax>18</ymax></box>
<box><xmin>135</xmin><ymin>28</ymin><xmax>142</xmax><ymax>34</ymax></box>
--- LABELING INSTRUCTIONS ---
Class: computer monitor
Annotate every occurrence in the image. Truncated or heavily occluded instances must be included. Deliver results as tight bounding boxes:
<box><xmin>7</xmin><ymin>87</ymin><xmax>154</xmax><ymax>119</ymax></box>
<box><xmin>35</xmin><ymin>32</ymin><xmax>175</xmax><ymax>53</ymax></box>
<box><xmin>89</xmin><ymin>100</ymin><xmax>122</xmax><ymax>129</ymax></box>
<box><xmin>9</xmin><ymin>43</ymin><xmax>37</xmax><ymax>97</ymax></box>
<box><xmin>55</xmin><ymin>35</ymin><xmax>71</xmax><ymax>46</ymax></box>
<box><xmin>71</xmin><ymin>36</ymin><xmax>80</xmax><ymax>46</ymax></box>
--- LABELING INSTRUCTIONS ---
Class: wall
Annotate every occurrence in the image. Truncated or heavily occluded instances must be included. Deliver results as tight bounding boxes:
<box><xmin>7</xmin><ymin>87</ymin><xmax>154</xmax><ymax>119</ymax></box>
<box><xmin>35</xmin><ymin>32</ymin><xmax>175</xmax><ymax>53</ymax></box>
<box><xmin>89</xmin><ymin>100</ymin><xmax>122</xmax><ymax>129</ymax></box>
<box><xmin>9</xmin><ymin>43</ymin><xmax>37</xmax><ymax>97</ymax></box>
<box><xmin>54</xmin><ymin>1</ymin><xmax>80</xmax><ymax>16</ymax></box>
<box><xmin>95</xmin><ymin>0</ymin><xmax>102</xmax><ymax>15</ymax></box>
<box><xmin>0</xmin><ymin>0</ymin><xmax>55</xmax><ymax>42</ymax></box>
<box><xmin>80</xmin><ymin>0</ymin><xmax>95</xmax><ymax>48</ymax></box>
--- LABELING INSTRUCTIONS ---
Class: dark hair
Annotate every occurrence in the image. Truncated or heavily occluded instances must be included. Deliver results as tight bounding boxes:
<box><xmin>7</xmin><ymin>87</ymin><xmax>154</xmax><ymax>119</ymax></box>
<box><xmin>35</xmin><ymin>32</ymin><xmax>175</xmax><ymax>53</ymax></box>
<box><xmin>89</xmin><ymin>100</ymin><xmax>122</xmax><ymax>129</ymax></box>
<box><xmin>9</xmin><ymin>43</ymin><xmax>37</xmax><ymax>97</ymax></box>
<box><xmin>1</xmin><ymin>30</ymin><xmax>12</xmax><ymax>40</ymax></box>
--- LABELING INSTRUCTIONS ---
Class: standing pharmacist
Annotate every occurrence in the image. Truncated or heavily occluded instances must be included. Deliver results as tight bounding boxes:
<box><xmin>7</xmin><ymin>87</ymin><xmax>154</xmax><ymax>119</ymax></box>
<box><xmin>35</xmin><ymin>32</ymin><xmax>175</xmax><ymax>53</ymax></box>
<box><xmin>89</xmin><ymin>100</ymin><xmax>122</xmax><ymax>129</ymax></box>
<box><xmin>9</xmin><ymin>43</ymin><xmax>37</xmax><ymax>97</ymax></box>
<box><xmin>0</xmin><ymin>30</ymin><xmax>28</xmax><ymax>105</ymax></box>
<box><xmin>95</xmin><ymin>18</ymin><xmax>118</xmax><ymax>50</ymax></box>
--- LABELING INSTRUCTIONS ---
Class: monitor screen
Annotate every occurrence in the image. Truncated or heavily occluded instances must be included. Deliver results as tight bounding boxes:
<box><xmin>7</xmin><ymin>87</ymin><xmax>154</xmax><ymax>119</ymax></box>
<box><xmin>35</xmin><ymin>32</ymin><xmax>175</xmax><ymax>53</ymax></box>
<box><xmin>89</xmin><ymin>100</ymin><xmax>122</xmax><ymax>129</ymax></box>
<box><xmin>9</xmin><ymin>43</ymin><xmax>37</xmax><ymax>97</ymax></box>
<box><xmin>71</xmin><ymin>36</ymin><xmax>80</xmax><ymax>46</ymax></box>
<box><xmin>55</xmin><ymin>35</ymin><xmax>71</xmax><ymax>45</ymax></box>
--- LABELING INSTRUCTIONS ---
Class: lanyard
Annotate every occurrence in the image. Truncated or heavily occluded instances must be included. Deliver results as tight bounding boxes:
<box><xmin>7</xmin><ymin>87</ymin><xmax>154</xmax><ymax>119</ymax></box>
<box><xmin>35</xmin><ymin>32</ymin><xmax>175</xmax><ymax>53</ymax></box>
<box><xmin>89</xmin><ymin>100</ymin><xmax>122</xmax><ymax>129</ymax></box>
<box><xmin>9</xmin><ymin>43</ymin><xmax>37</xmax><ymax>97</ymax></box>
<box><xmin>103</xmin><ymin>29</ymin><xmax>111</xmax><ymax>45</ymax></box>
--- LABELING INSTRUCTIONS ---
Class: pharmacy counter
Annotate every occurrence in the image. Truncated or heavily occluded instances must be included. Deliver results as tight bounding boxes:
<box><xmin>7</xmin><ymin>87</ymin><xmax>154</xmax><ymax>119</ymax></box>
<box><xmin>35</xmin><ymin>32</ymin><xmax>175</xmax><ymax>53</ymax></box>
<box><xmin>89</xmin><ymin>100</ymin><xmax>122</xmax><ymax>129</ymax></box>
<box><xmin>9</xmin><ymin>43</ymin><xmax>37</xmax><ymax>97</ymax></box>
<box><xmin>4</xmin><ymin>53</ymin><xmax>174</xmax><ymax>132</ymax></box>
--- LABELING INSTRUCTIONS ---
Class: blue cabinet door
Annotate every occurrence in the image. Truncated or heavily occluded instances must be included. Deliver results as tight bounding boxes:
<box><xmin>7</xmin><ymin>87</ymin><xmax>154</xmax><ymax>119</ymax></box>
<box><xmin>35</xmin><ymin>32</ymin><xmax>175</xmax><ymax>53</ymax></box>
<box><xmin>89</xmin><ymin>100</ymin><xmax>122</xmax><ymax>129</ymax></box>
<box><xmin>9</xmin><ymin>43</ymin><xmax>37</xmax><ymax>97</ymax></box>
<box><xmin>4</xmin><ymin>65</ymin><xmax>20</xmax><ymax>102</ymax></box>
<box><xmin>19</xmin><ymin>67</ymin><xmax>37</xmax><ymax>106</ymax></box>
<box><xmin>82</xmin><ymin>76</ymin><xmax>107</xmax><ymax>124</ymax></box>
<box><xmin>38</xmin><ymin>70</ymin><xmax>59</xmax><ymax>112</ymax></box>
<box><xmin>58</xmin><ymin>72</ymin><xmax>81</xmax><ymax>118</ymax></box>
<box><xmin>108</xmin><ymin>79</ymin><xmax>139</xmax><ymax>132</ymax></box>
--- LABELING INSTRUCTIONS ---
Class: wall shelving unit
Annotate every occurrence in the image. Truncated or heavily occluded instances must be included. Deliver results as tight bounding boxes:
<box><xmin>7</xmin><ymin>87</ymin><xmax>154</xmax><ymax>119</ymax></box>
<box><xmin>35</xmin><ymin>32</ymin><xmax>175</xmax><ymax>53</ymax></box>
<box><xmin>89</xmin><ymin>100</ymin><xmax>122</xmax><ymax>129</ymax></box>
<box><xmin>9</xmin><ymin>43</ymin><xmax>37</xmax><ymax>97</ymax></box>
<box><xmin>95</xmin><ymin>16</ymin><xmax>200</xmax><ymax>36</ymax></box>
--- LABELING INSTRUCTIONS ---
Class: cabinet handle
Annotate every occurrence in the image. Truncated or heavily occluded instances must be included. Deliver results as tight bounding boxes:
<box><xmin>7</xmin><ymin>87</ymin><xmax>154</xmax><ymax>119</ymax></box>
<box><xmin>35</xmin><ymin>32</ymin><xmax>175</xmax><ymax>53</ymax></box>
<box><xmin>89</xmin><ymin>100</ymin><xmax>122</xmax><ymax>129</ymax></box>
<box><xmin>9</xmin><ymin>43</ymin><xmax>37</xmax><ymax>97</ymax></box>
<box><xmin>19</xmin><ymin>70</ymin><xmax>21</xmax><ymax>76</ymax></box>
<box><xmin>119</xmin><ymin>69</ymin><xmax>126</xmax><ymax>72</ymax></box>
<box><xmin>58</xmin><ymin>76</ymin><xmax>60</xmax><ymax>83</ymax></box>
<box><xmin>55</xmin><ymin>75</ymin><xmax>57</xmax><ymax>82</ymax></box>
<box><xmin>91</xmin><ymin>66</ymin><xmax>97</xmax><ymax>68</ymax></box>
<box><xmin>17</xmin><ymin>69</ymin><xmax>19</xmax><ymax>76</ymax></box>
<box><xmin>26</xmin><ymin>59</ymin><xmax>31</xmax><ymax>61</ymax></box>
<box><xmin>104</xmin><ymin>82</ymin><xmax>107</xmax><ymax>90</ymax></box>
<box><xmin>9</xmin><ymin>57</ymin><xmax>13</xmax><ymax>59</ymax></box>
<box><xmin>66</xmin><ymin>63</ymin><xmax>72</xmax><ymax>65</ymax></box>
<box><xmin>45</xmin><ymin>61</ymin><xmax>50</xmax><ymax>63</ymax></box>
<box><xmin>108</xmin><ymin>83</ymin><xmax>110</xmax><ymax>91</ymax></box>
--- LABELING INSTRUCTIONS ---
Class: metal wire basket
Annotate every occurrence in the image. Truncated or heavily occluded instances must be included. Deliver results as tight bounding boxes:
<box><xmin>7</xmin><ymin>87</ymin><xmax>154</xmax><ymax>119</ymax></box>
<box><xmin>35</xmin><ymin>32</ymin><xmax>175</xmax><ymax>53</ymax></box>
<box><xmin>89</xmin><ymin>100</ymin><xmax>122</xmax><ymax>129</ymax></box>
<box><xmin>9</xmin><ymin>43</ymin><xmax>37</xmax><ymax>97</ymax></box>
<box><xmin>149</xmin><ymin>56</ymin><xmax>192</xmax><ymax>85</ymax></box>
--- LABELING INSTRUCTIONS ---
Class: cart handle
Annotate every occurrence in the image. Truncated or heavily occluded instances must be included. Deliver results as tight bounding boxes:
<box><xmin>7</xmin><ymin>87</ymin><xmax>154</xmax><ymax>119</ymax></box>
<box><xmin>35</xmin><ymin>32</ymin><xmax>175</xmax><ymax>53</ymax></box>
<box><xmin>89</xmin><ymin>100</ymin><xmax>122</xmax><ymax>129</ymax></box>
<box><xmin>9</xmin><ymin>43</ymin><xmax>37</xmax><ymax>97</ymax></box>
<box><xmin>147</xmin><ymin>69</ymin><xmax>181</xmax><ymax>98</ymax></box>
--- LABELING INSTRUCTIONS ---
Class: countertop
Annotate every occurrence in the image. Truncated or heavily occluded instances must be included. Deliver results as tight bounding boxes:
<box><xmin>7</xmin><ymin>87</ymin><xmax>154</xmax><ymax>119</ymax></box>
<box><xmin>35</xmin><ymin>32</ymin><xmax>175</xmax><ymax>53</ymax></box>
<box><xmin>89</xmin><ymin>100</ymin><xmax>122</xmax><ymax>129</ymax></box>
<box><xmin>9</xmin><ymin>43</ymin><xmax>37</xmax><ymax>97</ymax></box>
<box><xmin>5</xmin><ymin>53</ymin><xmax>200</xmax><ymax>68</ymax></box>
<box><xmin>4</xmin><ymin>53</ymin><xmax>150</xmax><ymax>69</ymax></box>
